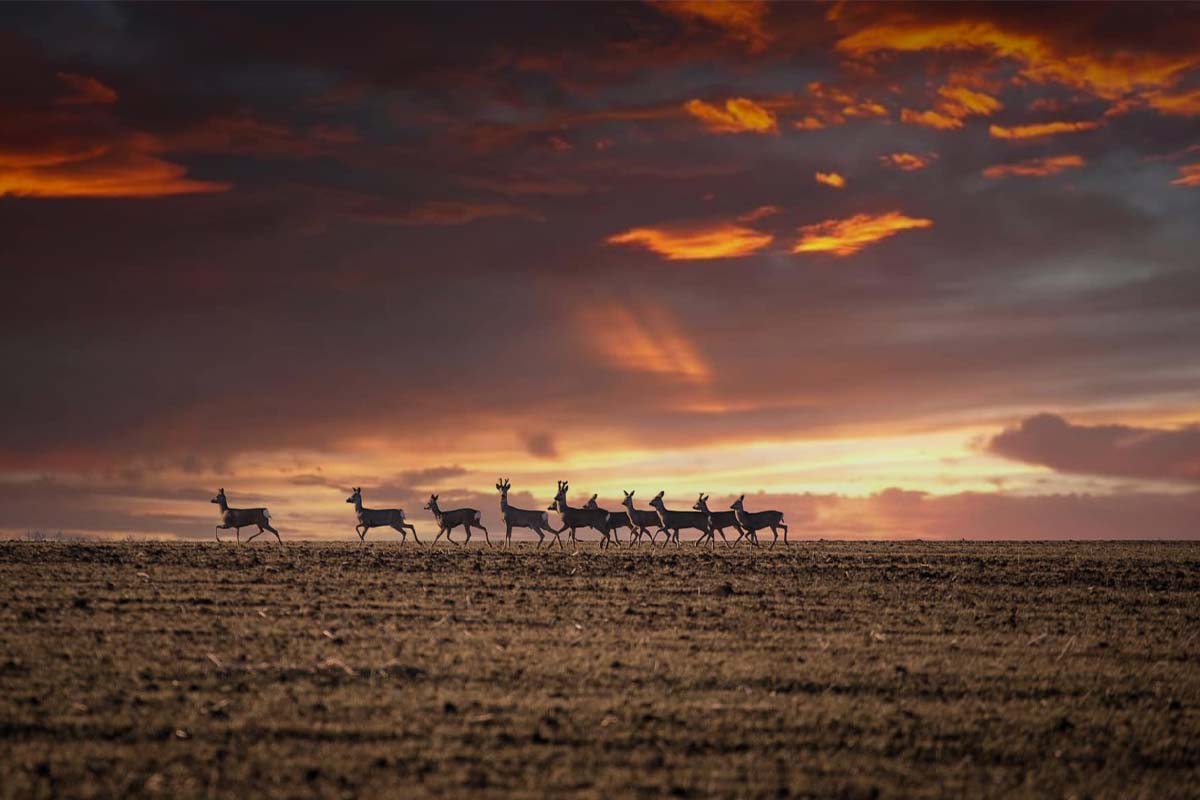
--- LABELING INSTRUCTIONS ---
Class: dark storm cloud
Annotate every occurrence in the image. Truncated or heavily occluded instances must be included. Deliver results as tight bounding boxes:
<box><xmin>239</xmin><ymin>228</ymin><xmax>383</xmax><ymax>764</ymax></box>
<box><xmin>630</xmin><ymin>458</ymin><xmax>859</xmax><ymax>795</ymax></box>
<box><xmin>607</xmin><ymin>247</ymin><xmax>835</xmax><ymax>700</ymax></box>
<box><xmin>987</xmin><ymin>414</ymin><xmax>1200</xmax><ymax>483</ymax></box>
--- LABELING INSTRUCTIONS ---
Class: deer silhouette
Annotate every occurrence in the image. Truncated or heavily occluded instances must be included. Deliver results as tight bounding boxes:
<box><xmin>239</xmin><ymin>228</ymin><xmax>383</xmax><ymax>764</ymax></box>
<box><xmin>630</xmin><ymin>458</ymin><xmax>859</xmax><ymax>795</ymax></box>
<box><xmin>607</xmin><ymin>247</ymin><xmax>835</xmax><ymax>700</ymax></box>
<box><xmin>620</xmin><ymin>490</ymin><xmax>666</xmax><ymax>545</ymax></box>
<box><xmin>211</xmin><ymin>488</ymin><xmax>281</xmax><ymax>546</ymax></box>
<box><xmin>583</xmin><ymin>493</ymin><xmax>631</xmax><ymax>545</ymax></box>
<box><xmin>730</xmin><ymin>494</ymin><xmax>788</xmax><ymax>548</ymax></box>
<box><xmin>549</xmin><ymin>480</ymin><xmax>612</xmax><ymax>548</ymax></box>
<box><xmin>496</xmin><ymin>478</ymin><xmax>560</xmax><ymax>548</ymax></box>
<box><xmin>425</xmin><ymin>494</ymin><xmax>490</xmax><ymax>546</ymax></box>
<box><xmin>648</xmin><ymin>491</ymin><xmax>712</xmax><ymax>547</ymax></box>
<box><xmin>346</xmin><ymin>487</ymin><xmax>419</xmax><ymax>545</ymax></box>
<box><xmin>692</xmin><ymin>493</ymin><xmax>747</xmax><ymax>548</ymax></box>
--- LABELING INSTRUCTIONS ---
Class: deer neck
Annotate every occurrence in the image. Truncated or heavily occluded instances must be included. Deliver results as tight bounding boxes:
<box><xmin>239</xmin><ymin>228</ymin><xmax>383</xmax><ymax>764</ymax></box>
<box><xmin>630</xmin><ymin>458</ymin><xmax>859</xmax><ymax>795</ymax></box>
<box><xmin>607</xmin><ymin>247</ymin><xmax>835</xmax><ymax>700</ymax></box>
<box><xmin>217</xmin><ymin>498</ymin><xmax>229</xmax><ymax>512</ymax></box>
<box><xmin>499</xmin><ymin>492</ymin><xmax>509</xmax><ymax>511</ymax></box>
<box><xmin>353</xmin><ymin>496</ymin><xmax>364</xmax><ymax>513</ymax></box>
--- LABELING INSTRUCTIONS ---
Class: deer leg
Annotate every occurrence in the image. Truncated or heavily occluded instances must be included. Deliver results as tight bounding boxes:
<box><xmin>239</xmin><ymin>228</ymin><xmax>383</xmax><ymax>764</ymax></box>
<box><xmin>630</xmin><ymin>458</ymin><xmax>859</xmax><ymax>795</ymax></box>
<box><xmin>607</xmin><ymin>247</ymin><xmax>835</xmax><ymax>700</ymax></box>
<box><xmin>535</xmin><ymin>527</ymin><xmax>546</xmax><ymax>548</ymax></box>
<box><xmin>263</xmin><ymin>524</ymin><xmax>282</xmax><ymax>547</ymax></box>
<box><xmin>215</xmin><ymin>525</ymin><xmax>222</xmax><ymax>543</ymax></box>
<box><xmin>781</xmin><ymin>523</ymin><xmax>789</xmax><ymax>545</ymax></box>
<box><xmin>461</xmin><ymin>525</ymin><xmax>472</xmax><ymax>545</ymax></box>
<box><xmin>478</xmin><ymin>524</ymin><xmax>491</xmax><ymax>548</ymax></box>
<box><xmin>769</xmin><ymin>527</ymin><xmax>779</xmax><ymax>549</ymax></box>
<box><xmin>405</xmin><ymin>524</ymin><xmax>421</xmax><ymax>545</ymax></box>
<box><xmin>236</xmin><ymin>527</ymin><xmax>242</xmax><ymax>545</ymax></box>
<box><xmin>246</xmin><ymin>529</ymin><xmax>263</xmax><ymax>543</ymax></box>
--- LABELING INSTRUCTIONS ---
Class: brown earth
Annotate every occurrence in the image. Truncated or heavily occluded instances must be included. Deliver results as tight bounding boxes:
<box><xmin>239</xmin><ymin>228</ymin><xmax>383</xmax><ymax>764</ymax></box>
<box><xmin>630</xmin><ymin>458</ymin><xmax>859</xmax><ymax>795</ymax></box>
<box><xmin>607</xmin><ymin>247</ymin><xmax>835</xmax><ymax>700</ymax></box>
<box><xmin>1</xmin><ymin>541</ymin><xmax>1198</xmax><ymax>799</ymax></box>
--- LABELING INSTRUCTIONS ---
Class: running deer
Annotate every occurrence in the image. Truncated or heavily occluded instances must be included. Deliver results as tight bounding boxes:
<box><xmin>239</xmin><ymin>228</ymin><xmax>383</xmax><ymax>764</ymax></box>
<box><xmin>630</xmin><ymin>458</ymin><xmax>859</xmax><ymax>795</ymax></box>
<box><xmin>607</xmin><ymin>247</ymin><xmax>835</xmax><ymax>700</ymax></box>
<box><xmin>548</xmin><ymin>480</ymin><xmax>612</xmax><ymax>548</ymax></box>
<box><xmin>730</xmin><ymin>494</ymin><xmax>788</xmax><ymax>548</ymax></box>
<box><xmin>620</xmin><ymin>490</ymin><xmax>665</xmax><ymax>544</ymax></box>
<box><xmin>496</xmin><ymin>478</ymin><xmax>560</xmax><ymax>548</ymax></box>
<box><xmin>346</xmin><ymin>487</ymin><xmax>420</xmax><ymax>545</ymax></box>
<box><xmin>648</xmin><ymin>491</ymin><xmax>712</xmax><ymax>546</ymax></box>
<box><xmin>693</xmin><ymin>493</ymin><xmax>747</xmax><ymax>547</ymax></box>
<box><xmin>211</xmin><ymin>488</ymin><xmax>281</xmax><ymax>546</ymax></box>
<box><xmin>583</xmin><ymin>493</ymin><xmax>630</xmax><ymax>546</ymax></box>
<box><xmin>424</xmin><ymin>494</ymin><xmax>490</xmax><ymax>546</ymax></box>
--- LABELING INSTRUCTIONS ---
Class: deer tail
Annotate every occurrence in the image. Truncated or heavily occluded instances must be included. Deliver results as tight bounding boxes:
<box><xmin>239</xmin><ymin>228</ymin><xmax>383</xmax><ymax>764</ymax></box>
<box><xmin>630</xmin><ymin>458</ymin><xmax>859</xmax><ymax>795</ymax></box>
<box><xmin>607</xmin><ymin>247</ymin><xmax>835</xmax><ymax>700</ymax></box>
<box><xmin>473</xmin><ymin>510</ymin><xmax>482</xmax><ymax>525</ymax></box>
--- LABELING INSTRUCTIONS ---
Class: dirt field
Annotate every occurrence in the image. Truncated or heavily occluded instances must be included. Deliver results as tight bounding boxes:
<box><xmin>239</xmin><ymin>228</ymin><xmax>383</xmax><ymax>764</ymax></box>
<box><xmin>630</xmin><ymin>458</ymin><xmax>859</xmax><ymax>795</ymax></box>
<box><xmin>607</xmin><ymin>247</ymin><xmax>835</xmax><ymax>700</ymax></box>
<box><xmin>1</xmin><ymin>541</ymin><xmax>1197</xmax><ymax>799</ymax></box>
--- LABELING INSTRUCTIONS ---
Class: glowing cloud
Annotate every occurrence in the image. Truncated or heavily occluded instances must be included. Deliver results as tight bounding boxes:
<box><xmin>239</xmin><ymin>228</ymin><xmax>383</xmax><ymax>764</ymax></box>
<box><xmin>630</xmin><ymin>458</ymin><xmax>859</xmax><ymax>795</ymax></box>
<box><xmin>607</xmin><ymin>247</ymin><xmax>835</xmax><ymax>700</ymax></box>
<box><xmin>836</xmin><ymin>18</ymin><xmax>1200</xmax><ymax>102</ymax></box>
<box><xmin>879</xmin><ymin>152</ymin><xmax>936</xmax><ymax>171</ymax></box>
<box><xmin>989</xmin><ymin>120</ymin><xmax>1102</xmax><ymax>139</ymax></box>
<box><xmin>736</xmin><ymin>205</ymin><xmax>781</xmax><ymax>222</ymax></box>
<box><xmin>655</xmin><ymin>1</ymin><xmax>770</xmax><ymax>52</ymax></box>
<box><xmin>900</xmin><ymin>108</ymin><xmax>964</xmax><ymax>130</ymax></box>
<box><xmin>608</xmin><ymin>222</ymin><xmax>774</xmax><ymax>260</ymax></box>
<box><xmin>982</xmin><ymin>154</ymin><xmax>1085</xmax><ymax>179</ymax></box>
<box><xmin>792</xmin><ymin>211</ymin><xmax>933</xmax><ymax>257</ymax></box>
<box><xmin>683</xmin><ymin>97</ymin><xmax>778</xmax><ymax>134</ymax></box>
<box><xmin>1171</xmin><ymin>164</ymin><xmax>1200</xmax><ymax>187</ymax></box>
<box><xmin>0</xmin><ymin>147</ymin><xmax>230</xmax><ymax>198</ymax></box>
<box><xmin>901</xmin><ymin>83</ymin><xmax>1003</xmax><ymax>130</ymax></box>
<box><xmin>1146</xmin><ymin>89</ymin><xmax>1200</xmax><ymax>117</ymax></box>
<box><xmin>815</xmin><ymin>171</ymin><xmax>846</xmax><ymax>188</ymax></box>
<box><xmin>580</xmin><ymin>304</ymin><xmax>712</xmax><ymax>383</ymax></box>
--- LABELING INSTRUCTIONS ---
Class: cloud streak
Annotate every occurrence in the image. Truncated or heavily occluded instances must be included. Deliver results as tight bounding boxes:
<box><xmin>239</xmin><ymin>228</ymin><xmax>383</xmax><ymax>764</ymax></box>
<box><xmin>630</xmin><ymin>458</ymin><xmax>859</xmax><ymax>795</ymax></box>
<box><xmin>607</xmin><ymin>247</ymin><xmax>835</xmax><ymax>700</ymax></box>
<box><xmin>792</xmin><ymin>211</ymin><xmax>933</xmax><ymax>257</ymax></box>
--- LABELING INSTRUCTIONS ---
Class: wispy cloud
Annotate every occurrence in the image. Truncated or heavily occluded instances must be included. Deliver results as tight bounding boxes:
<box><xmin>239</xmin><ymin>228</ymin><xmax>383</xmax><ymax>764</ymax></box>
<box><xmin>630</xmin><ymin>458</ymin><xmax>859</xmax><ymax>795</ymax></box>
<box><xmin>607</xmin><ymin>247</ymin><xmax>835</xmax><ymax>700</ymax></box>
<box><xmin>580</xmin><ymin>304</ymin><xmax>712</xmax><ymax>383</ymax></box>
<box><xmin>990</xmin><ymin>120</ymin><xmax>1103</xmax><ymax>139</ymax></box>
<box><xmin>982</xmin><ymin>154</ymin><xmax>1084</xmax><ymax>179</ymax></box>
<box><xmin>1172</xmin><ymin>164</ymin><xmax>1200</xmax><ymax>187</ymax></box>
<box><xmin>608</xmin><ymin>220</ymin><xmax>773</xmax><ymax>260</ymax></box>
<box><xmin>815</xmin><ymin>171</ymin><xmax>845</xmax><ymax>188</ymax></box>
<box><xmin>792</xmin><ymin>211</ymin><xmax>933</xmax><ymax>257</ymax></box>
<box><xmin>879</xmin><ymin>152</ymin><xmax>936</xmax><ymax>172</ymax></box>
<box><xmin>683</xmin><ymin>97</ymin><xmax>778</xmax><ymax>134</ymax></box>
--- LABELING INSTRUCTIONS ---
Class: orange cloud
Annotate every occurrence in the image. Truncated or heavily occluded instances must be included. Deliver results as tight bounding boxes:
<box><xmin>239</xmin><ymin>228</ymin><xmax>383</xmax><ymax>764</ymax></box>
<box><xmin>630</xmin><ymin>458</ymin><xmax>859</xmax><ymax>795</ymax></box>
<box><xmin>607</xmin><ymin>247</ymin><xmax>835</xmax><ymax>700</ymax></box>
<box><xmin>792</xmin><ymin>211</ymin><xmax>933</xmax><ymax>257</ymax></box>
<box><xmin>901</xmin><ymin>83</ymin><xmax>1003</xmax><ymax>130</ymax></box>
<box><xmin>1171</xmin><ymin>164</ymin><xmax>1200</xmax><ymax>187</ymax></box>
<box><xmin>608</xmin><ymin>222</ymin><xmax>774</xmax><ymax>260</ymax></box>
<box><xmin>982</xmin><ymin>154</ymin><xmax>1084</xmax><ymax>179</ymax></box>
<box><xmin>989</xmin><ymin>120</ymin><xmax>1102</xmax><ymax>139</ymax></box>
<box><xmin>580</xmin><ymin>304</ymin><xmax>712</xmax><ymax>383</ymax></box>
<box><xmin>736</xmin><ymin>204</ymin><xmax>781</xmax><ymax>222</ymax></box>
<box><xmin>655</xmin><ymin>1</ymin><xmax>771</xmax><ymax>53</ymax></box>
<box><xmin>815</xmin><ymin>171</ymin><xmax>846</xmax><ymax>188</ymax></box>
<box><xmin>1145</xmin><ymin>89</ymin><xmax>1200</xmax><ymax>117</ymax></box>
<box><xmin>937</xmin><ymin>85</ymin><xmax>1003</xmax><ymax>116</ymax></box>
<box><xmin>797</xmin><ymin>82</ymin><xmax>891</xmax><ymax>129</ymax></box>
<box><xmin>683</xmin><ymin>97</ymin><xmax>778</xmax><ymax>134</ymax></box>
<box><xmin>0</xmin><ymin>129</ymin><xmax>230</xmax><ymax>198</ymax></box>
<box><xmin>55</xmin><ymin>72</ymin><xmax>118</xmax><ymax>105</ymax></box>
<box><xmin>879</xmin><ymin>152</ymin><xmax>936</xmax><ymax>171</ymax></box>
<box><xmin>836</xmin><ymin>18</ymin><xmax>1200</xmax><ymax>103</ymax></box>
<box><xmin>900</xmin><ymin>108</ymin><xmax>964</xmax><ymax>130</ymax></box>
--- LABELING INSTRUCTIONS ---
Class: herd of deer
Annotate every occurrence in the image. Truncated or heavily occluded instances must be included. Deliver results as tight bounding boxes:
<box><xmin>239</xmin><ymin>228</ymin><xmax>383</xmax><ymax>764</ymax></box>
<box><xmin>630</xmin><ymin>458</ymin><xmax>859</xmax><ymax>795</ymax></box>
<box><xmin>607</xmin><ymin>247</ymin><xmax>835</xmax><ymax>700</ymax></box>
<box><xmin>211</xmin><ymin>480</ymin><xmax>788</xmax><ymax>549</ymax></box>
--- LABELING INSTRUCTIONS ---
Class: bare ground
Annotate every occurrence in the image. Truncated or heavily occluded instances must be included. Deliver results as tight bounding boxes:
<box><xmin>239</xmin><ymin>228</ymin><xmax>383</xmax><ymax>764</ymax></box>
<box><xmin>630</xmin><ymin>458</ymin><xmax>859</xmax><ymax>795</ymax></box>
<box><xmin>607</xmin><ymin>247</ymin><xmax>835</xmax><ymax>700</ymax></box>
<box><xmin>1</xmin><ymin>541</ymin><xmax>1198</xmax><ymax>799</ymax></box>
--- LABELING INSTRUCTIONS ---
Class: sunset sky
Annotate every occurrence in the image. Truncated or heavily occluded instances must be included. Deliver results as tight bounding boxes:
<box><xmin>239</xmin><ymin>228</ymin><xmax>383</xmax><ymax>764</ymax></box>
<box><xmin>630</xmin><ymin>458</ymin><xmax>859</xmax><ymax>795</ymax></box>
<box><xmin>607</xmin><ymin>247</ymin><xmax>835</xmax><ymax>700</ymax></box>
<box><xmin>2</xmin><ymin>2</ymin><xmax>1199</xmax><ymax>540</ymax></box>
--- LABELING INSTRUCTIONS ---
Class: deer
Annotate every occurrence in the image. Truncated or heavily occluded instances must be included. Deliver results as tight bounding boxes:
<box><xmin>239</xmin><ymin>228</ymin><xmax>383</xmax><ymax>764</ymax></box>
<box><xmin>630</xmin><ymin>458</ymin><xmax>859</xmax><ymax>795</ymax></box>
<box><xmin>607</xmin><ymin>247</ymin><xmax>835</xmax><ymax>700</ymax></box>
<box><xmin>583</xmin><ymin>493</ymin><xmax>630</xmax><ymax>546</ymax></box>
<box><xmin>346</xmin><ymin>487</ymin><xmax>420</xmax><ymax>545</ymax></box>
<box><xmin>424</xmin><ymin>494</ymin><xmax>490</xmax><ymax>546</ymax></box>
<box><xmin>620</xmin><ymin>490</ymin><xmax>667</xmax><ymax>545</ymax></box>
<box><xmin>496</xmin><ymin>478</ymin><xmax>561</xmax><ymax>548</ymax></box>
<box><xmin>548</xmin><ymin>480</ymin><xmax>613</xmax><ymax>548</ymax></box>
<box><xmin>692</xmin><ymin>494</ymin><xmax>747</xmax><ymax>548</ymax></box>
<box><xmin>211</xmin><ymin>488</ymin><xmax>281</xmax><ymax>546</ymax></box>
<box><xmin>648</xmin><ymin>491</ymin><xmax>712</xmax><ymax>547</ymax></box>
<box><xmin>730</xmin><ymin>494</ymin><xmax>788</xmax><ymax>548</ymax></box>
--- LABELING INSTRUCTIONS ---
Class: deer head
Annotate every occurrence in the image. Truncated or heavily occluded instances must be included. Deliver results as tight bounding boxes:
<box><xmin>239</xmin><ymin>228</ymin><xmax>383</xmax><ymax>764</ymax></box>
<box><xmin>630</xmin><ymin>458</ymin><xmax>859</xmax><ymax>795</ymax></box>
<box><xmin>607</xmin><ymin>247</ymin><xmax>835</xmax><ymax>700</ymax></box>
<box><xmin>692</xmin><ymin>493</ymin><xmax>710</xmax><ymax>513</ymax></box>
<box><xmin>495</xmin><ymin>478</ymin><xmax>511</xmax><ymax>495</ymax></box>
<box><xmin>424</xmin><ymin>494</ymin><xmax>439</xmax><ymax>511</ymax></box>
<box><xmin>622</xmin><ymin>490</ymin><xmax>636</xmax><ymax>509</ymax></box>
<box><xmin>210</xmin><ymin>488</ymin><xmax>226</xmax><ymax>505</ymax></box>
<box><xmin>346</xmin><ymin>487</ymin><xmax>361</xmax><ymax>504</ymax></box>
<box><xmin>730</xmin><ymin>494</ymin><xmax>746</xmax><ymax>511</ymax></box>
<box><xmin>649</xmin><ymin>491</ymin><xmax>666</xmax><ymax>509</ymax></box>
<box><xmin>584</xmin><ymin>493</ymin><xmax>599</xmax><ymax>509</ymax></box>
